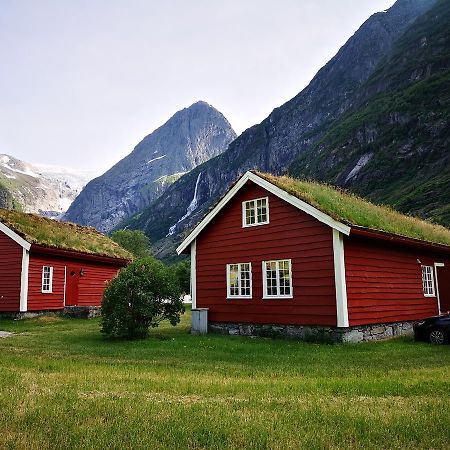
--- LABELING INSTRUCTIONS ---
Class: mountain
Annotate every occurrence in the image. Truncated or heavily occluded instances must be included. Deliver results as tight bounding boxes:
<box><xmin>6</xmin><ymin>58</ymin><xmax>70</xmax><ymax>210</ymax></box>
<box><xmin>123</xmin><ymin>0</ymin><xmax>438</xmax><ymax>259</ymax></box>
<box><xmin>0</xmin><ymin>154</ymin><xmax>94</xmax><ymax>217</ymax></box>
<box><xmin>64</xmin><ymin>101</ymin><xmax>236</xmax><ymax>232</ymax></box>
<box><xmin>289</xmin><ymin>0</ymin><xmax>450</xmax><ymax>226</ymax></box>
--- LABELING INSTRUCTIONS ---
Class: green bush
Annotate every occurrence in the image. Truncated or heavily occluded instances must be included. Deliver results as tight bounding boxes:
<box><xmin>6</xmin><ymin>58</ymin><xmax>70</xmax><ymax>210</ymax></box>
<box><xmin>101</xmin><ymin>257</ymin><xmax>184</xmax><ymax>339</ymax></box>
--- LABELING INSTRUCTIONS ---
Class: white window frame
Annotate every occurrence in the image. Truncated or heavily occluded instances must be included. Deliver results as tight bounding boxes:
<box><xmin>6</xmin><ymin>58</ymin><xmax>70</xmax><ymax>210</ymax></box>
<box><xmin>41</xmin><ymin>266</ymin><xmax>54</xmax><ymax>294</ymax></box>
<box><xmin>421</xmin><ymin>265</ymin><xmax>435</xmax><ymax>297</ymax></box>
<box><xmin>226</xmin><ymin>263</ymin><xmax>252</xmax><ymax>299</ymax></box>
<box><xmin>262</xmin><ymin>259</ymin><xmax>293</xmax><ymax>299</ymax></box>
<box><xmin>242</xmin><ymin>197</ymin><xmax>269</xmax><ymax>228</ymax></box>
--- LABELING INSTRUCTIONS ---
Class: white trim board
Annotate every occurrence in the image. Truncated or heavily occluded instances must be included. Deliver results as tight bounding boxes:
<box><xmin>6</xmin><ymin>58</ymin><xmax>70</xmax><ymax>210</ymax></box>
<box><xmin>434</xmin><ymin>262</ymin><xmax>445</xmax><ymax>314</ymax></box>
<box><xmin>0</xmin><ymin>222</ymin><xmax>31</xmax><ymax>250</ymax></box>
<box><xmin>20</xmin><ymin>248</ymin><xmax>29</xmax><ymax>312</ymax></box>
<box><xmin>190</xmin><ymin>240</ymin><xmax>197</xmax><ymax>309</ymax></box>
<box><xmin>333</xmin><ymin>229</ymin><xmax>349</xmax><ymax>328</ymax></box>
<box><xmin>177</xmin><ymin>171</ymin><xmax>350</xmax><ymax>254</ymax></box>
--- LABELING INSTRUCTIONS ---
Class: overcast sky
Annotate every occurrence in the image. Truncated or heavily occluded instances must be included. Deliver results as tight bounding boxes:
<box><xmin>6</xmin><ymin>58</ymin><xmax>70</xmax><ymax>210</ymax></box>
<box><xmin>0</xmin><ymin>0</ymin><xmax>396</xmax><ymax>174</ymax></box>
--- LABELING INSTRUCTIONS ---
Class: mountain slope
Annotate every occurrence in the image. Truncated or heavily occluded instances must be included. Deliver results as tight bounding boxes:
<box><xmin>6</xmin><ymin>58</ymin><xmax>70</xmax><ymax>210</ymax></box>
<box><xmin>289</xmin><ymin>0</ymin><xmax>450</xmax><ymax>226</ymax></box>
<box><xmin>0</xmin><ymin>154</ymin><xmax>94</xmax><ymax>217</ymax></box>
<box><xmin>65</xmin><ymin>101</ymin><xmax>236</xmax><ymax>233</ymax></box>
<box><xmin>123</xmin><ymin>0</ymin><xmax>437</xmax><ymax>259</ymax></box>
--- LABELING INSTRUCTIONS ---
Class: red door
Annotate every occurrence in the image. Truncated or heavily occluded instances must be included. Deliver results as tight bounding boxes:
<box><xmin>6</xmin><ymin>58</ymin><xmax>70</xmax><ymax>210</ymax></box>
<box><xmin>436</xmin><ymin>265</ymin><xmax>450</xmax><ymax>314</ymax></box>
<box><xmin>65</xmin><ymin>266</ymin><xmax>80</xmax><ymax>306</ymax></box>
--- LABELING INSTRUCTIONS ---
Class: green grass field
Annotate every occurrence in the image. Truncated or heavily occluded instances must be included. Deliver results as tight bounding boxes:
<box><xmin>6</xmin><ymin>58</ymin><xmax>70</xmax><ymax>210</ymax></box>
<box><xmin>0</xmin><ymin>310</ymin><xmax>449</xmax><ymax>449</ymax></box>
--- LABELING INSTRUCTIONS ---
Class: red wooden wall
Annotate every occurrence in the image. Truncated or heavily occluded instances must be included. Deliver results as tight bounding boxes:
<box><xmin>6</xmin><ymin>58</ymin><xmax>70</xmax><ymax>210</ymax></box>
<box><xmin>196</xmin><ymin>181</ymin><xmax>337</xmax><ymax>326</ymax></box>
<box><xmin>0</xmin><ymin>231</ymin><xmax>23</xmax><ymax>312</ymax></box>
<box><xmin>344</xmin><ymin>235</ymin><xmax>448</xmax><ymax>325</ymax></box>
<box><xmin>27</xmin><ymin>251</ymin><xmax>122</xmax><ymax>311</ymax></box>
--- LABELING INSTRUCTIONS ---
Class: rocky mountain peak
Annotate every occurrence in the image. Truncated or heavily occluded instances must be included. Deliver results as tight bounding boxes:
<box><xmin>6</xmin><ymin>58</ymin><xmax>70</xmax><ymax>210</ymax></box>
<box><xmin>64</xmin><ymin>102</ymin><xmax>236</xmax><ymax>232</ymax></box>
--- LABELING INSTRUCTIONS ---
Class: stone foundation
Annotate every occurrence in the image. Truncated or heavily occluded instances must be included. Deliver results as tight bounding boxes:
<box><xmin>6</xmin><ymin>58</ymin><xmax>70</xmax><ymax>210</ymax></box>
<box><xmin>1</xmin><ymin>307</ymin><xmax>102</xmax><ymax>320</ymax></box>
<box><xmin>63</xmin><ymin>306</ymin><xmax>101</xmax><ymax>319</ymax></box>
<box><xmin>208</xmin><ymin>321</ymin><xmax>414</xmax><ymax>343</ymax></box>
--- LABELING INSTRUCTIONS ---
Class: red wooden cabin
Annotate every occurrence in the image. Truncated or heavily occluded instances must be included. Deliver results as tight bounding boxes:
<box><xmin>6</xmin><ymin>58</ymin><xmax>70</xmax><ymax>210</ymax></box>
<box><xmin>178</xmin><ymin>171</ymin><xmax>450</xmax><ymax>342</ymax></box>
<box><xmin>0</xmin><ymin>209</ymin><xmax>131</xmax><ymax>313</ymax></box>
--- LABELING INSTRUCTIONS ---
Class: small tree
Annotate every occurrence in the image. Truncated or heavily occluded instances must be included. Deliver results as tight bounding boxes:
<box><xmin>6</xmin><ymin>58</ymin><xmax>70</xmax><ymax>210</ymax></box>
<box><xmin>111</xmin><ymin>229</ymin><xmax>152</xmax><ymax>259</ymax></box>
<box><xmin>101</xmin><ymin>257</ymin><xmax>184</xmax><ymax>339</ymax></box>
<box><xmin>172</xmin><ymin>259</ymin><xmax>190</xmax><ymax>295</ymax></box>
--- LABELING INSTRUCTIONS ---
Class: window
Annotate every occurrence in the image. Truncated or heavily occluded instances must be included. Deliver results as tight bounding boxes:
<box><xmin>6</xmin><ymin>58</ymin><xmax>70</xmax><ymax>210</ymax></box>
<box><xmin>263</xmin><ymin>259</ymin><xmax>292</xmax><ymax>298</ymax></box>
<box><xmin>243</xmin><ymin>197</ymin><xmax>269</xmax><ymax>227</ymax></box>
<box><xmin>41</xmin><ymin>266</ymin><xmax>53</xmax><ymax>293</ymax></box>
<box><xmin>421</xmin><ymin>265</ymin><xmax>435</xmax><ymax>297</ymax></box>
<box><xmin>227</xmin><ymin>263</ymin><xmax>252</xmax><ymax>298</ymax></box>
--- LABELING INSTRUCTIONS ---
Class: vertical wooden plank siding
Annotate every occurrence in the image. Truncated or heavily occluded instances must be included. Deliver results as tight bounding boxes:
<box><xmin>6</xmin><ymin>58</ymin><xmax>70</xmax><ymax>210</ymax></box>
<box><xmin>344</xmin><ymin>235</ymin><xmax>447</xmax><ymax>325</ymax></box>
<box><xmin>0</xmin><ymin>231</ymin><xmax>23</xmax><ymax>312</ymax></box>
<box><xmin>196</xmin><ymin>181</ymin><xmax>337</xmax><ymax>326</ymax></box>
<box><xmin>27</xmin><ymin>252</ymin><xmax>122</xmax><ymax>310</ymax></box>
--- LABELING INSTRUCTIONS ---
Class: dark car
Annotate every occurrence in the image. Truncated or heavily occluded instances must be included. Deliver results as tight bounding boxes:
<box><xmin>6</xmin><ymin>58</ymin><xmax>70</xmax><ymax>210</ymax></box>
<box><xmin>414</xmin><ymin>314</ymin><xmax>450</xmax><ymax>344</ymax></box>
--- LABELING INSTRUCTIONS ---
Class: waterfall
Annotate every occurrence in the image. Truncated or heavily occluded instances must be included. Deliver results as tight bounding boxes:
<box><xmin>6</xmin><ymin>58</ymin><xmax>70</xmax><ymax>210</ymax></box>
<box><xmin>167</xmin><ymin>172</ymin><xmax>202</xmax><ymax>236</ymax></box>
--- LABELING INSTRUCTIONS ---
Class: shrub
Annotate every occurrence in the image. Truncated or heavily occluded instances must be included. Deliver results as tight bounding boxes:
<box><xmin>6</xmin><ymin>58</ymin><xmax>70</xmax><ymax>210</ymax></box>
<box><xmin>101</xmin><ymin>257</ymin><xmax>184</xmax><ymax>339</ymax></box>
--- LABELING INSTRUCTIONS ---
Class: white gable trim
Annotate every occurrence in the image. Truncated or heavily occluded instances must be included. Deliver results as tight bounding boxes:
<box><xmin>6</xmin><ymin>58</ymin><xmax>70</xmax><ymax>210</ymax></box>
<box><xmin>177</xmin><ymin>171</ymin><xmax>350</xmax><ymax>254</ymax></box>
<box><xmin>20</xmin><ymin>248</ymin><xmax>29</xmax><ymax>312</ymax></box>
<box><xmin>0</xmin><ymin>222</ymin><xmax>31</xmax><ymax>250</ymax></box>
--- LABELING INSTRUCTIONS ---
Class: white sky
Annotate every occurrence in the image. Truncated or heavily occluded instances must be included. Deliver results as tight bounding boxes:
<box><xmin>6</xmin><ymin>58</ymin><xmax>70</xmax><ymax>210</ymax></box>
<box><xmin>0</xmin><ymin>0</ymin><xmax>396</xmax><ymax>174</ymax></box>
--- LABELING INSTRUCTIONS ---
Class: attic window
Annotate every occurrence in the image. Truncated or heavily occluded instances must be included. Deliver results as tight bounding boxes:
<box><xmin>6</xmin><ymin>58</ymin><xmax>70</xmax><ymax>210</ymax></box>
<box><xmin>421</xmin><ymin>265</ymin><xmax>435</xmax><ymax>297</ymax></box>
<box><xmin>243</xmin><ymin>197</ymin><xmax>269</xmax><ymax>227</ymax></box>
<box><xmin>41</xmin><ymin>266</ymin><xmax>54</xmax><ymax>293</ymax></box>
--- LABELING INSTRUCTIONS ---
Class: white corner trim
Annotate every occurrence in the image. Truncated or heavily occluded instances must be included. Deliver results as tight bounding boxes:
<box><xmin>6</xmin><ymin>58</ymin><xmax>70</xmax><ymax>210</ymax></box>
<box><xmin>177</xmin><ymin>171</ymin><xmax>350</xmax><ymax>254</ymax></box>
<box><xmin>20</xmin><ymin>248</ymin><xmax>29</xmax><ymax>312</ymax></box>
<box><xmin>63</xmin><ymin>266</ymin><xmax>67</xmax><ymax>306</ymax></box>
<box><xmin>190</xmin><ymin>240</ymin><xmax>197</xmax><ymax>309</ymax></box>
<box><xmin>434</xmin><ymin>262</ymin><xmax>445</xmax><ymax>314</ymax></box>
<box><xmin>0</xmin><ymin>222</ymin><xmax>31</xmax><ymax>250</ymax></box>
<box><xmin>333</xmin><ymin>229</ymin><xmax>349</xmax><ymax>328</ymax></box>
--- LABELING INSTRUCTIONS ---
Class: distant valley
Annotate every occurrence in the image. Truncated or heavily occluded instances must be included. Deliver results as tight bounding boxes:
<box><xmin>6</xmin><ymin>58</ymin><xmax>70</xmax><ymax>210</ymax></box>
<box><xmin>0</xmin><ymin>154</ymin><xmax>94</xmax><ymax>218</ymax></box>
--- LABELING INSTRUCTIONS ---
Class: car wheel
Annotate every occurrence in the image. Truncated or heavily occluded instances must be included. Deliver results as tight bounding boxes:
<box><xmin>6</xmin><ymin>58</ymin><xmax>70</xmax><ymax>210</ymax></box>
<box><xmin>428</xmin><ymin>328</ymin><xmax>448</xmax><ymax>345</ymax></box>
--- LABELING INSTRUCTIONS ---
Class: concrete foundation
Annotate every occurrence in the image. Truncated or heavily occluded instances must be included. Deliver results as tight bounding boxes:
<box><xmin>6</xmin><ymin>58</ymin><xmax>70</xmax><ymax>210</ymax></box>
<box><xmin>208</xmin><ymin>321</ymin><xmax>414</xmax><ymax>343</ymax></box>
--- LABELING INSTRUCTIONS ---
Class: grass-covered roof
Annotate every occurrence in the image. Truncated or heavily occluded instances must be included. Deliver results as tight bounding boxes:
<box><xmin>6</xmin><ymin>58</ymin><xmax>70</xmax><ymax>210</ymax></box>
<box><xmin>255</xmin><ymin>172</ymin><xmax>450</xmax><ymax>247</ymax></box>
<box><xmin>0</xmin><ymin>209</ymin><xmax>132</xmax><ymax>259</ymax></box>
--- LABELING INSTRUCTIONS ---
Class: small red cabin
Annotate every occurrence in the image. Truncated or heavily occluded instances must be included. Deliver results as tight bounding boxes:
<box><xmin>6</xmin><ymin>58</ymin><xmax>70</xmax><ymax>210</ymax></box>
<box><xmin>178</xmin><ymin>171</ymin><xmax>450</xmax><ymax>342</ymax></box>
<box><xmin>0</xmin><ymin>209</ymin><xmax>131</xmax><ymax>314</ymax></box>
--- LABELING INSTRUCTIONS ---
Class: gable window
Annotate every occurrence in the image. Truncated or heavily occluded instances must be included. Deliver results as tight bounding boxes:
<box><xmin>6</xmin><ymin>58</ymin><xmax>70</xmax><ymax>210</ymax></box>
<box><xmin>421</xmin><ymin>265</ymin><xmax>435</xmax><ymax>297</ymax></box>
<box><xmin>227</xmin><ymin>263</ymin><xmax>252</xmax><ymax>298</ymax></box>
<box><xmin>243</xmin><ymin>197</ymin><xmax>269</xmax><ymax>227</ymax></box>
<box><xmin>41</xmin><ymin>266</ymin><xmax>54</xmax><ymax>293</ymax></box>
<box><xmin>263</xmin><ymin>259</ymin><xmax>292</xmax><ymax>298</ymax></box>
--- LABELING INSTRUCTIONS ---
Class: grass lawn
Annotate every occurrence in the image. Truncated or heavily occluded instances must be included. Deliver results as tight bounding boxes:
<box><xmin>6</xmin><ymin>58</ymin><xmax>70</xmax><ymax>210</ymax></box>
<box><xmin>0</xmin><ymin>310</ymin><xmax>449</xmax><ymax>449</ymax></box>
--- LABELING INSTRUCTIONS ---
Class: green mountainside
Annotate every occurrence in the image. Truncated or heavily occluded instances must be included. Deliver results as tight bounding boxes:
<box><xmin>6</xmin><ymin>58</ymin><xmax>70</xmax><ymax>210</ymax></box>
<box><xmin>124</xmin><ymin>0</ymin><xmax>439</xmax><ymax>259</ymax></box>
<box><xmin>290</xmin><ymin>0</ymin><xmax>450</xmax><ymax>226</ymax></box>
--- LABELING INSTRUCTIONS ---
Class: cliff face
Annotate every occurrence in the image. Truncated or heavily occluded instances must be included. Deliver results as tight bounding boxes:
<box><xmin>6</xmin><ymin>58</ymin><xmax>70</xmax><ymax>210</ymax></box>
<box><xmin>290</xmin><ymin>0</ymin><xmax>450</xmax><ymax>226</ymax></box>
<box><xmin>123</xmin><ymin>0</ymin><xmax>437</xmax><ymax>259</ymax></box>
<box><xmin>64</xmin><ymin>101</ymin><xmax>236</xmax><ymax>232</ymax></box>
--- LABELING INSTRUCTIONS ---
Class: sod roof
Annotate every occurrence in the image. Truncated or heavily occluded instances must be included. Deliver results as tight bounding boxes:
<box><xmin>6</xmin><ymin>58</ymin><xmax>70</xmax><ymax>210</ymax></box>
<box><xmin>255</xmin><ymin>172</ymin><xmax>450</xmax><ymax>247</ymax></box>
<box><xmin>0</xmin><ymin>208</ymin><xmax>132</xmax><ymax>259</ymax></box>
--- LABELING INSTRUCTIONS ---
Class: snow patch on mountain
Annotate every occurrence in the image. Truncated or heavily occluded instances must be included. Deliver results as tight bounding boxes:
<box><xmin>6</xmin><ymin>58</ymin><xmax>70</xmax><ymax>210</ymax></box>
<box><xmin>0</xmin><ymin>154</ymin><xmax>96</xmax><ymax>218</ymax></box>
